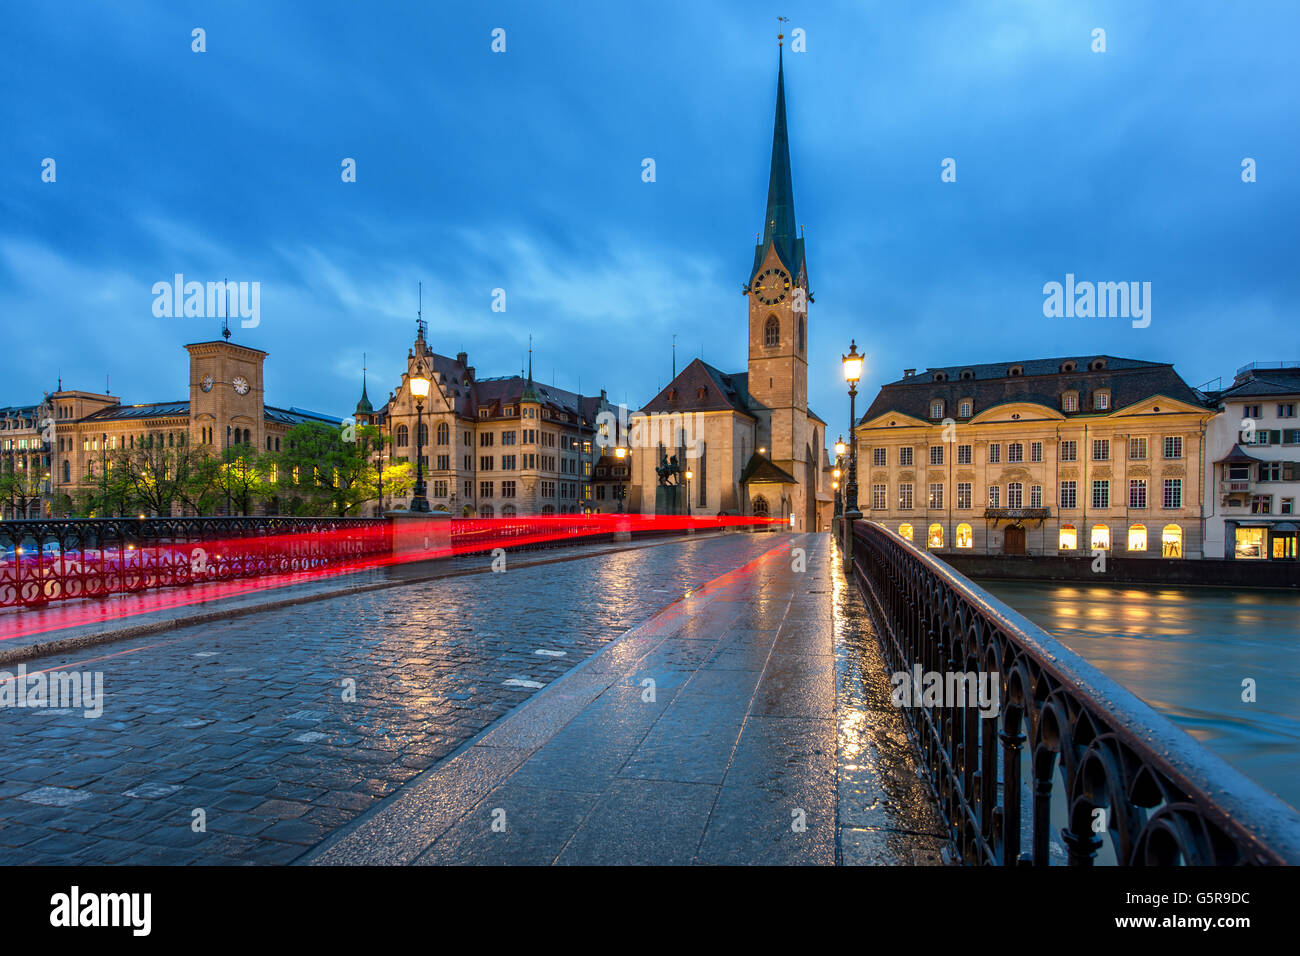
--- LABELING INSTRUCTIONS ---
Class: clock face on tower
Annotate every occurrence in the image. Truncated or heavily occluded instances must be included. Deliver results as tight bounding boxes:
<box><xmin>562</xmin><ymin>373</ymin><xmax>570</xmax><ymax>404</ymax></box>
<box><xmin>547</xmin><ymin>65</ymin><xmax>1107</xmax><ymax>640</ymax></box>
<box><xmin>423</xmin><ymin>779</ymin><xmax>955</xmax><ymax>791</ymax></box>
<box><xmin>200</xmin><ymin>375</ymin><xmax>214</xmax><ymax>392</ymax></box>
<box><xmin>232</xmin><ymin>376</ymin><xmax>250</xmax><ymax>395</ymax></box>
<box><xmin>753</xmin><ymin>268</ymin><xmax>791</xmax><ymax>305</ymax></box>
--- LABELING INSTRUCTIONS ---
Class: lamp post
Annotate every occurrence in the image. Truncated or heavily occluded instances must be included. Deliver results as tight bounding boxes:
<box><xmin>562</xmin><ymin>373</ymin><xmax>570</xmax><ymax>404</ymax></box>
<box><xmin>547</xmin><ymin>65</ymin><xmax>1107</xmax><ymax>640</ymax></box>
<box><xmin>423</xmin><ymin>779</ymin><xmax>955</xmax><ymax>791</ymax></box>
<box><xmin>684</xmin><ymin>469</ymin><xmax>693</xmax><ymax>517</ymax></box>
<box><xmin>409</xmin><ymin>367</ymin><xmax>431</xmax><ymax>513</ymax></box>
<box><xmin>615</xmin><ymin>445</ymin><xmax>627</xmax><ymax>513</ymax></box>
<box><xmin>842</xmin><ymin>342</ymin><xmax>864</xmax><ymax>559</ymax></box>
<box><xmin>833</xmin><ymin>435</ymin><xmax>846</xmax><ymax>518</ymax></box>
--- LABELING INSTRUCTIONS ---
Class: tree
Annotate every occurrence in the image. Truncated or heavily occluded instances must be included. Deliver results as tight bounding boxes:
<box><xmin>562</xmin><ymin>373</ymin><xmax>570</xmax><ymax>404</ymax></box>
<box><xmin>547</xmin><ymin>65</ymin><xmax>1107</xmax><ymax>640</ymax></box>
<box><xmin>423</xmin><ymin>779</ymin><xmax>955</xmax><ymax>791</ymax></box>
<box><xmin>274</xmin><ymin>422</ymin><xmax>413</xmax><ymax>516</ymax></box>
<box><xmin>0</xmin><ymin>463</ymin><xmax>45</xmax><ymax>518</ymax></box>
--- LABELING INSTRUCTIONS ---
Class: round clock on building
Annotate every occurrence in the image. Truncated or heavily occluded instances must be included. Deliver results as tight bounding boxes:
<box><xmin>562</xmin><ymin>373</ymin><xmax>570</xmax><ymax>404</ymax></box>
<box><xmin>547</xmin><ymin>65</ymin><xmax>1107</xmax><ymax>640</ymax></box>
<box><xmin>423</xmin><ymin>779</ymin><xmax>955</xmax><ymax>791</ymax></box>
<box><xmin>232</xmin><ymin>376</ymin><xmax>250</xmax><ymax>395</ymax></box>
<box><xmin>200</xmin><ymin>375</ymin><xmax>214</xmax><ymax>392</ymax></box>
<box><xmin>753</xmin><ymin>268</ymin><xmax>791</xmax><ymax>305</ymax></box>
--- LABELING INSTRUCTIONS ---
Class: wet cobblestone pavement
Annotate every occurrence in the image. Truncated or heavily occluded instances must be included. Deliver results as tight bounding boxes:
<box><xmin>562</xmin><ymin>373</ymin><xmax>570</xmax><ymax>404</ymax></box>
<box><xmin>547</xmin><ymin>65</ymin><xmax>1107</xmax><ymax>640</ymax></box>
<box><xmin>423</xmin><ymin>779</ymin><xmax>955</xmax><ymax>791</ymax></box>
<box><xmin>0</xmin><ymin>533</ymin><xmax>784</xmax><ymax>864</ymax></box>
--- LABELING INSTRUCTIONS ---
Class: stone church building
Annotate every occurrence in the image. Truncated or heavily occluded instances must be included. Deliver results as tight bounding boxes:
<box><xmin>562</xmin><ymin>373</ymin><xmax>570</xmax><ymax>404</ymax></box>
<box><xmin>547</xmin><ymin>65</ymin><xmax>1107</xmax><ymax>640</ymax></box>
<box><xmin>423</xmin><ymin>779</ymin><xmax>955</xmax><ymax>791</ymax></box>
<box><xmin>628</xmin><ymin>51</ymin><xmax>833</xmax><ymax>531</ymax></box>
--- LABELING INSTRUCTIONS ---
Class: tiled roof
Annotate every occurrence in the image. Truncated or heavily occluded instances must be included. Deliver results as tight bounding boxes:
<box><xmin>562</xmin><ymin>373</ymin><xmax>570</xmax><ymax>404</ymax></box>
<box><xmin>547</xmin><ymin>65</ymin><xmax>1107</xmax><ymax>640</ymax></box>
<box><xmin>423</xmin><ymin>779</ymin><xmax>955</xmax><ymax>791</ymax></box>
<box><xmin>861</xmin><ymin>355</ymin><xmax>1205</xmax><ymax>424</ymax></box>
<box><xmin>639</xmin><ymin>359</ymin><xmax>756</xmax><ymax>418</ymax></box>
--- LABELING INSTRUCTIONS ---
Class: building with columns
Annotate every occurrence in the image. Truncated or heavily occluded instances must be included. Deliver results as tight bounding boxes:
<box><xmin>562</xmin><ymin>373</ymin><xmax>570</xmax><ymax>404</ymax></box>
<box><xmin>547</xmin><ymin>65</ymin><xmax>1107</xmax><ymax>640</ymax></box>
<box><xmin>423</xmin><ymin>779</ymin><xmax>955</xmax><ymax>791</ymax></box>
<box><xmin>855</xmin><ymin>356</ymin><xmax>1214</xmax><ymax>558</ymax></box>
<box><xmin>360</xmin><ymin>323</ymin><xmax>615</xmax><ymax>516</ymax></box>
<box><xmin>628</xmin><ymin>49</ymin><xmax>833</xmax><ymax>531</ymax></box>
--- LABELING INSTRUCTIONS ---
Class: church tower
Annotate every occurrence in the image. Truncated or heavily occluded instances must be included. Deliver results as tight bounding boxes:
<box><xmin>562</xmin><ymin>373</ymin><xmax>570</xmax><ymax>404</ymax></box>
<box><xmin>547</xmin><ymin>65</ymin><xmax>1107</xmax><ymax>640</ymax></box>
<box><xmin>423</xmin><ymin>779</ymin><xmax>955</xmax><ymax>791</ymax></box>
<box><xmin>746</xmin><ymin>45</ymin><xmax>809</xmax><ymax>472</ymax></box>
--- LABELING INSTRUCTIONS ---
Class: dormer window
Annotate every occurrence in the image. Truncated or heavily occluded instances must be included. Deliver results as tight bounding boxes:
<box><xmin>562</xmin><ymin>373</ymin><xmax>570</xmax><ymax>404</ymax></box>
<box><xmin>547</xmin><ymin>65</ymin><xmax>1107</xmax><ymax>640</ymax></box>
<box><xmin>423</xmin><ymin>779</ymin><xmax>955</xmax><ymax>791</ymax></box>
<box><xmin>929</xmin><ymin>399</ymin><xmax>945</xmax><ymax>420</ymax></box>
<box><xmin>1094</xmin><ymin>389</ymin><xmax>1110</xmax><ymax>411</ymax></box>
<box><xmin>1008</xmin><ymin>365</ymin><xmax>1024</xmax><ymax>377</ymax></box>
<box><xmin>959</xmin><ymin>369</ymin><xmax>974</xmax><ymax>380</ymax></box>
<box><xmin>932</xmin><ymin>371</ymin><xmax>948</xmax><ymax>382</ymax></box>
<box><xmin>479</xmin><ymin>409</ymin><xmax>490</xmax><ymax>419</ymax></box>
<box><xmin>668</xmin><ymin>388</ymin><xmax>677</xmax><ymax>401</ymax></box>
<box><xmin>1062</xmin><ymin>391</ymin><xmax>1079</xmax><ymax>412</ymax></box>
<box><xmin>1060</xmin><ymin>360</ymin><xmax>1078</xmax><ymax>373</ymax></box>
<box><xmin>1089</xmin><ymin>358</ymin><xmax>1107</xmax><ymax>371</ymax></box>
<box><xmin>958</xmin><ymin>399</ymin><xmax>972</xmax><ymax>418</ymax></box>
<box><xmin>697</xmin><ymin>386</ymin><xmax>708</xmax><ymax>399</ymax></box>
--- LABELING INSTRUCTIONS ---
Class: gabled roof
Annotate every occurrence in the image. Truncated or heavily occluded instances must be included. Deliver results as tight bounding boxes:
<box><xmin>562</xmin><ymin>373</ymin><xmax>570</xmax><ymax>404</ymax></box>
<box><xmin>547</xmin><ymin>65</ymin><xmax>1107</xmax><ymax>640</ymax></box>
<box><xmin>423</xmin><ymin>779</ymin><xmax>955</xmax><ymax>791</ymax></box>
<box><xmin>861</xmin><ymin>355</ymin><xmax>1206</xmax><ymax>425</ymax></box>
<box><xmin>638</xmin><ymin>359</ymin><xmax>755</xmax><ymax>418</ymax></box>
<box><xmin>740</xmin><ymin>452</ymin><xmax>797</xmax><ymax>485</ymax></box>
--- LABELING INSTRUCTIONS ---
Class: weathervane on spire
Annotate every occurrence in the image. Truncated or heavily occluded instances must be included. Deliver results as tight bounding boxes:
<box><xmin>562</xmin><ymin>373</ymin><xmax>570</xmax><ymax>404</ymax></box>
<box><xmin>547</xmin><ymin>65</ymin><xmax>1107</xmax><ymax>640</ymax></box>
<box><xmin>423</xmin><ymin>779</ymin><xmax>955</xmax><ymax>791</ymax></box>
<box><xmin>416</xmin><ymin>281</ymin><xmax>427</xmax><ymax>340</ymax></box>
<box><xmin>778</xmin><ymin>16</ymin><xmax>789</xmax><ymax>45</ymax></box>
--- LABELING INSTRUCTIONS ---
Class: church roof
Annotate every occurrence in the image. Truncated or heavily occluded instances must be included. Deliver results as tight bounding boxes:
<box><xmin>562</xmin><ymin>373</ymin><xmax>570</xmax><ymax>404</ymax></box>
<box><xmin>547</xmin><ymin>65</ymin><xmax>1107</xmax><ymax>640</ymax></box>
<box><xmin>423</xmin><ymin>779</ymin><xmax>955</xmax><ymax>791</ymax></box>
<box><xmin>750</xmin><ymin>48</ymin><xmax>805</xmax><ymax>285</ymax></box>
<box><xmin>638</xmin><ymin>359</ymin><xmax>755</xmax><ymax>418</ymax></box>
<box><xmin>355</xmin><ymin>370</ymin><xmax>373</xmax><ymax>414</ymax></box>
<box><xmin>740</xmin><ymin>452</ymin><xmax>797</xmax><ymax>485</ymax></box>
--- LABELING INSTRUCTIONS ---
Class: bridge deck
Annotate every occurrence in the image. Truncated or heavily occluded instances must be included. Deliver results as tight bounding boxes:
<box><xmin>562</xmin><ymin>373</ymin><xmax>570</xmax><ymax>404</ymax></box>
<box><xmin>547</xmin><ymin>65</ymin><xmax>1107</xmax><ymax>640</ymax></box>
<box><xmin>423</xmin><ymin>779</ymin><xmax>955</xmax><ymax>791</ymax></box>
<box><xmin>1</xmin><ymin>532</ymin><xmax>943</xmax><ymax>865</ymax></box>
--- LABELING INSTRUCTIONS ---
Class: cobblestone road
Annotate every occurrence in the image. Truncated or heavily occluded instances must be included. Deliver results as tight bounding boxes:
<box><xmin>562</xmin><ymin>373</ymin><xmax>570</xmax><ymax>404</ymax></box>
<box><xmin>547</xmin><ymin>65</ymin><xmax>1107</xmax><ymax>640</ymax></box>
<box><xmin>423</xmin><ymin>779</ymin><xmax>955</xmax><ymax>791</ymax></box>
<box><xmin>0</xmin><ymin>533</ymin><xmax>784</xmax><ymax>864</ymax></box>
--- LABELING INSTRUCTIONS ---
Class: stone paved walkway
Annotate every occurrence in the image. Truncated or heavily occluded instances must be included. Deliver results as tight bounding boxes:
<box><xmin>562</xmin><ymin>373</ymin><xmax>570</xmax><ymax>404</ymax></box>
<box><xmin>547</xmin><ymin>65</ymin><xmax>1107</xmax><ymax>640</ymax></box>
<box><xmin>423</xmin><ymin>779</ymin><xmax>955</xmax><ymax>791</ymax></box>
<box><xmin>0</xmin><ymin>532</ymin><xmax>785</xmax><ymax>864</ymax></box>
<box><xmin>307</xmin><ymin>535</ymin><xmax>948</xmax><ymax>865</ymax></box>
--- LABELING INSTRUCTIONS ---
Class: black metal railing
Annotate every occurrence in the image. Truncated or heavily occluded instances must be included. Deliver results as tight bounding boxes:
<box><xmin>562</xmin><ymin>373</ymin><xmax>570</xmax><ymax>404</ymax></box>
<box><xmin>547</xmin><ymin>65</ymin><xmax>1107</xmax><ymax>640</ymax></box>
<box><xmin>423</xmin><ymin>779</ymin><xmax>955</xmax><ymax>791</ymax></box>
<box><xmin>849</xmin><ymin>518</ymin><xmax>1300</xmax><ymax>865</ymax></box>
<box><xmin>0</xmin><ymin>517</ymin><xmax>390</xmax><ymax>609</ymax></box>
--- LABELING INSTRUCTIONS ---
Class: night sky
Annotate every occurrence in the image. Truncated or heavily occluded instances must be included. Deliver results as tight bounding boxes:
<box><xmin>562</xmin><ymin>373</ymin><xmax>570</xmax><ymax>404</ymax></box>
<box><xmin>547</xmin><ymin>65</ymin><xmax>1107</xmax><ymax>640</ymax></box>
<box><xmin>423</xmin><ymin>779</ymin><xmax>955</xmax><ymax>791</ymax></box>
<box><xmin>3</xmin><ymin>0</ymin><xmax>1297</xmax><ymax>431</ymax></box>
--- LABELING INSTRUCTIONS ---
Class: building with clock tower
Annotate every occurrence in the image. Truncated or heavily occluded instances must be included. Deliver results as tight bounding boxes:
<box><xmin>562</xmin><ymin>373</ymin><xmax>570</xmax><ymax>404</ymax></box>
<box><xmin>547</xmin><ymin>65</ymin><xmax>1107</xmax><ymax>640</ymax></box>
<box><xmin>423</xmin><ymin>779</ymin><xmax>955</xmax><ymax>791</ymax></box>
<box><xmin>628</xmin><ymin>48</ymin><xmax>833</xmax><ymax>531</ymax></box>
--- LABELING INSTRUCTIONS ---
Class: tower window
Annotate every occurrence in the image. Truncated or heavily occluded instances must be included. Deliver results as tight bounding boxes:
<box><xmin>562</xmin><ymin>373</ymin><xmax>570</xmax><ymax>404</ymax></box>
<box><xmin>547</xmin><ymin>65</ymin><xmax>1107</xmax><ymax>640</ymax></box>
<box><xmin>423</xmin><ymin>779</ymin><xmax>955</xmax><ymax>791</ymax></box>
<box><xmin>797</xmin><ymin>317</ymin><xmax>805</xmax><ymax>352</ymax></box>
<box><xmin>764</xmin><ymin>316</ymin><xmax>779</xmax><ymax>348</ymax></box>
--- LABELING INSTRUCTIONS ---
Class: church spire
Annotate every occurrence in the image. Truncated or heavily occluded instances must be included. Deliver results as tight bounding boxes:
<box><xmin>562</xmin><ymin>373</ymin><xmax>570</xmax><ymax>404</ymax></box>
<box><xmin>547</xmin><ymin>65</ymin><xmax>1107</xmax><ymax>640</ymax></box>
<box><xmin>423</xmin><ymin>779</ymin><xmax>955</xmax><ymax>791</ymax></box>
<box><xmin>751</xmin><ymin>43</ymin><xmax>804</xmax><ymax>284</ymax></box>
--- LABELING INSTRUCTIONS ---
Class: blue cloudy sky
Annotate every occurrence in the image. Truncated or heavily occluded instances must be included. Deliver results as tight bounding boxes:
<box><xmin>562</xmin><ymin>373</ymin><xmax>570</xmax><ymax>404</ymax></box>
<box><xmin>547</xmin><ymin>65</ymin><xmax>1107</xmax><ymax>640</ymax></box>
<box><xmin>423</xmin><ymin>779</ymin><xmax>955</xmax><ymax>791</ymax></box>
<box><xmin>2</xmin><ymin>0</ymin><xmax>1297</xmax><ymax>429</ymax></box>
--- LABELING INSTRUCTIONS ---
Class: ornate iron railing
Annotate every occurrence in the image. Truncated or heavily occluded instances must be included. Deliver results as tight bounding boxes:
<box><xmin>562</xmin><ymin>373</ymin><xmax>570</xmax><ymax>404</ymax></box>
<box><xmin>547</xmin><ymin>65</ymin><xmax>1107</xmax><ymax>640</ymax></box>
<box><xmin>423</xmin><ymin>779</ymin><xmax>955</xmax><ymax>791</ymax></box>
<box><xmin>0</xmin><ymin>517</ymin><xmax>390</xmax><ymax>609</ymax></box>
<box><xmin>850</xmin><ymin>518</ymin><xmax>1300</xmax><ymax>865</ymax></box>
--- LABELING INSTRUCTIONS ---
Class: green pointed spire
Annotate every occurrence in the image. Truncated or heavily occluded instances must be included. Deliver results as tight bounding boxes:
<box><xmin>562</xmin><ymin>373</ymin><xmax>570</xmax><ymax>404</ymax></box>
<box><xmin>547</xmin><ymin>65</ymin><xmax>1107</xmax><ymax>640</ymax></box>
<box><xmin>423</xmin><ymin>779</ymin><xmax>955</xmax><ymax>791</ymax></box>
<box><xmin>355</xmin><ymin>365</ymin><xmax>373</xmax><ymax>414</ymax></box>
<box><xmin>751</xmin><ymin>46</ymin><xmax>804</xmax><ymax>283</ymax></box>
<box><xmin>522</xmin><ymin>336</ymin><xmax>541</xmax><ymax>403</ymax></box>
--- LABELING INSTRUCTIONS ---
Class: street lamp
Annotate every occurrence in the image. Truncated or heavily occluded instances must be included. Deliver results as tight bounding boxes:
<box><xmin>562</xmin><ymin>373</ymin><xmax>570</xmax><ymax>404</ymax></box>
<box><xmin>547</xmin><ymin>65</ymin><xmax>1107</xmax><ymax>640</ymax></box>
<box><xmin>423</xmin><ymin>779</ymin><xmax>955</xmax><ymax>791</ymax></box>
<box><xmin>842</xmin><ymin>342</ymin><xmax>864</xmax><ymax>522</ymax></box>
<box><xmin>615</xmin><ymin>445</ymin><xmax>627</xmax><ymax>513</ymax></box>
<box><xmin>409</xmin><ymin>367</ymin><xmax>431</xmax><ymax>513</ymax></box>
<box><xmin>684</xmin><ymin>469</ymin><xmax>693</xmax><ymax>517</ymax></box>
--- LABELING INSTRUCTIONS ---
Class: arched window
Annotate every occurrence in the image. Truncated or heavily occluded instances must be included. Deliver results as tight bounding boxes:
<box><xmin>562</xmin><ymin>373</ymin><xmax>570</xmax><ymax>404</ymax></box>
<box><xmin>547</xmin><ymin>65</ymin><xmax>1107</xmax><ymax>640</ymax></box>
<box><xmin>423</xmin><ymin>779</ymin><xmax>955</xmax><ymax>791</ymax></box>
<box><xmin>1091</xmin><ymin>524</ymin><xmax>1111</xmax><ymax>551</ymax></box>
<box><xmin>955</xmin><ymin>523</ymin><xmax>973</xmax><ymax>549</ymax></box>
<box><xmin>61</xmin><ymin>460</ymin><xmax>70</xmax><ymax>483</ymax></box>
<box><xmin>501</xmin><ymin>504</ymin><xmax>517</xmax><ymax>517</ymax></box>
<box><xmin>752</xmin><ymin>495</ymin><xmax>770</xmax><ymax>516</ymax></box>
<box><xmin>418</xmin><ymin>423</ymin><xmax>428</xmax><ymax>446</ymax></box>
<box><xmin>437</xmin><ymin>422</ymin><xmax>449</xmax><ymax>445</ymax></box>
<box><xmin>764</xmin><ymin>316</ymin><xmax>779</xmax><ymax>348</ymax></box>
<box><xmin>395</xmin><ymin>424</ymin><xmax>409</xmax><ymax>447</ymax></box>
<box><xmin>1162</xmin><ymin>524</ymin><xmax>1183</xmax><ymax>558</ymax></box>
<box><xmin>927</xmin><ymin>523</ymin><xmax>944</xmax><ymax>549</ymax></box>
<box><xmin>541</xmin><ymin>504</ymin><xmax>556</xmax><ymax>515</ymax></box>
<box><xmin>1059</xmin><ymin>524</ymin><xmax>1077</xmax><ymax>551</ymax></box>
<box><xmin>898</xmin><ymin>522</ymin><xmax>913</xmax><ymax>542</ymax></box>
<box><xmin>1128</xmin><ymin>524</ymin><xmax>1148</xmax><ymax>552</ymax></box>
<box><xmin>797</xmin><ymin>317</ymin><xmax>805</xmax><ymax>352</ymax></box>
<box><xmin>479</xmin><ymin>504</ymin><xmax>494</xmax><ymax>517</ymax></box>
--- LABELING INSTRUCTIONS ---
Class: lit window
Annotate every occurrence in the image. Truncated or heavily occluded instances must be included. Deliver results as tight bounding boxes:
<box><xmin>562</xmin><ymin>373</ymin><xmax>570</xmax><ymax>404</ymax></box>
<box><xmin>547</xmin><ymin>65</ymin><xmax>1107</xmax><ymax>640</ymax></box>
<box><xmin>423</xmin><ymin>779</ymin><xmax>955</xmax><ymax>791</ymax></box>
<box><xmin>1059</xmin><ymin>524</ymin><xmax>1077</xmax><ymax>551</ymax></box>
<box><xmin>1128</xmin><ymin>524</ymin><xmax>1147</xmax><ymax>551</ymax></box>
<box><xmin>1234</xmin><ymin>527</ymin><xmax>1265</xmax><ymax>560</ymax></box>
<box><xmin>955</xmin><ymin>523</ymin><xmax>973</xmax><ymax>548</ymax></box>
<box><xmin>1162</xmin><ymin>524</ymin><xmax>1183</xmax><ymax>558</ymax></box>
<box><xmin>1091</xmin><ymin>524</ymin><xmax>1111</xmax><ymax>551</ymax></box>
<box><xmin>898</xmin><ymin>523</ymin><xmax>914</xmax><ymax>542</ymax></box>
<box><xmin>927</xmin><ymin>523</ymin><xmax>944</xmax><ymax>549</ymax></box>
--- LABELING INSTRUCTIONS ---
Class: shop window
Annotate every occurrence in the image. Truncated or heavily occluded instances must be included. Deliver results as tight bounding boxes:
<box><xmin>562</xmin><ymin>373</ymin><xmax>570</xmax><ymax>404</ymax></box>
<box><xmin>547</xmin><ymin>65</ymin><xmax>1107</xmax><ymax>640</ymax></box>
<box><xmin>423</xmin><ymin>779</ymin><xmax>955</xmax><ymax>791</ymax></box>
<box><xmin>1234</xmin><ymin>527</ymin><xmax>1266</xmax><ymax>559</ymax></box>
<box><xmin>1059</xmin><ymin>524</ymin><xmax>1077</xmax><ymax>551</ymax></box>
<box><xmin>898</xmin><ymin>522</ymin><xmax>913</xmax><ymax>542</ymax></box>
<box><xmin>955</xmin><ymin>523</ymin><xmax>973</xmax><ymax>549</ymax></box>
<box><xmin>1127</xmin><ymin>524</ymin><xmax>1147</xmax><ymax>552</ymax></box>
<box><xmin>1091</xmin><ymin>524</ymin><xmax>1110</xmax><ymax>551</ymax></box>
<box><xmin>927</xmin><ymin>523</ymin><xmax>944</xmax><ymax>549</ymax></box>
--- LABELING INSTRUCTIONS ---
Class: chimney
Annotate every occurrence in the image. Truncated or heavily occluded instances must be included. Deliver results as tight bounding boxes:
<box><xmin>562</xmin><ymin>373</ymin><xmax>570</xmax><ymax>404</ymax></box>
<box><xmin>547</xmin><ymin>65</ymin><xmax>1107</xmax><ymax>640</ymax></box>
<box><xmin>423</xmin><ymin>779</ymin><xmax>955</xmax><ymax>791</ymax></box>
<box><xmin>456</xmin><ymin>351</ymin><xmax>468</xmax><ymax>366</ymax></box>
<box><xmin>904</xmin><ymin>368</ymin><xmax>916</xmax><ymax>378</ymax></box>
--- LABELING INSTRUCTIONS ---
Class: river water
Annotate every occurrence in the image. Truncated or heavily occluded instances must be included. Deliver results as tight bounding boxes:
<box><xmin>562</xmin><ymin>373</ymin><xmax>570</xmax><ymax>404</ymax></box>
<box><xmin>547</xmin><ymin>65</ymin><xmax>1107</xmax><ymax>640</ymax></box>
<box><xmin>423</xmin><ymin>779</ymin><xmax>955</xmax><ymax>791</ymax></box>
<box><xmin>974</xmin><ymin>579</ymin><xmax>1300</xmax><ymax>811</ymax></box>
